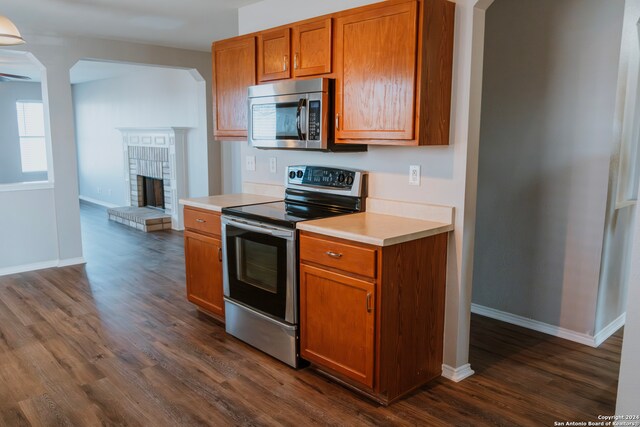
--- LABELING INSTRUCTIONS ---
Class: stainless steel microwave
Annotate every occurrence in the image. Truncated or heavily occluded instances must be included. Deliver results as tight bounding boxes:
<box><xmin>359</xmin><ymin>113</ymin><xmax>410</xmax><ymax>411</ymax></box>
<box><xmin>247</xmin><ymin>78</ymin><xmax>366</xmax><ymax>152</ymax></box>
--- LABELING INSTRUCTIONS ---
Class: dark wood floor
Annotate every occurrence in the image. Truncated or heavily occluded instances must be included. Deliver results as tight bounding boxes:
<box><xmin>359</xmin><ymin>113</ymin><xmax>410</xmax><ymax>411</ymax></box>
<box><xmin>0</xmin><ymin>201</ymin><xmax>622</xmax><ymax>426</ymax></box>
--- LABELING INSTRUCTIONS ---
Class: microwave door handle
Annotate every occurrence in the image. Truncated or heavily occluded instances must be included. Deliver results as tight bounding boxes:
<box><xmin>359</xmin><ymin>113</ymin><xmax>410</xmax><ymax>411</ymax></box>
<box><xmin>296</xmin><ymin>98</ymin><xmax>306</xmax><ymax>141</ymax></box>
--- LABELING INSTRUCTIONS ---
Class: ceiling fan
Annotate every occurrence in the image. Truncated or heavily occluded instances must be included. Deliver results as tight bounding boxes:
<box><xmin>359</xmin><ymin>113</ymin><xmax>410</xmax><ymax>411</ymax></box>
<box><xmin>0</xmin><ymin>73</ymin><xmax>31</xmax><ymax>82</ymax></box>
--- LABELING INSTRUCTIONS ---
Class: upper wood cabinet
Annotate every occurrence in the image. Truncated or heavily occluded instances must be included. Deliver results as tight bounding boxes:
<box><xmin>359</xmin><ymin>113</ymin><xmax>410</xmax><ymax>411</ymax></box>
<box><xmin>212</xmin><ymin>36</ymin><xmax>256</xmax><ymax>139</ymax></box>
<box><xmin>211</xmin><ymin>0</ymin><xmax>455</xmax><ymax>145</ymax></box>
<box><xmin>258</xmin><ymin>28</ymin><xmax>291</xmax><ymax>82</ymax></box>
<box><xmin>292</xmin><ymin>18</ymin><xmax>332</xmax><ymax>77</ymax></box>
<box><xmin>334</xmin><ymin>1</ymin><xmax>418</xmax><ymax>142</ymax></box>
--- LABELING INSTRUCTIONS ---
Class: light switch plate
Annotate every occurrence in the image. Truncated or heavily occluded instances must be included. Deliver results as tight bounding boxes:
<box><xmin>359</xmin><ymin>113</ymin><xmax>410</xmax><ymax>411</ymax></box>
<box><xmin>269</xmin><ymin>157</ymin><xmax>277</xmax><ymax>174</ymax></box>
<box><xmin>409</xmin><ymin>165</ymin><xmax>421</xmax><ymax>186</ymax></box>
<box><xmin>246</xmin><ymin>155</ymin><xmax>256</xmax><ymax>171</ymax></box>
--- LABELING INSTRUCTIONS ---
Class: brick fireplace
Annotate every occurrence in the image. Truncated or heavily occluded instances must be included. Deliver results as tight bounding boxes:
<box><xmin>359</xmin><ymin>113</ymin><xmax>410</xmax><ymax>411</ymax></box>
<box><xmin>107</xmin><ymin>128</ymin><xmax>188</xmax><ymax>231</ymax></box>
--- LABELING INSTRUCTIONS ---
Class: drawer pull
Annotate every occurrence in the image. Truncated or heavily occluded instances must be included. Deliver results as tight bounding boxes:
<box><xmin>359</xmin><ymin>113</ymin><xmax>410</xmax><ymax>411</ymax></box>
<box><xmin>218</xmin><ymin>248</ymin><xmax>222</xmax><ymax>262</ymax></box>
<box><xmin>325</xmin><ymin>251</ymin><xmax>343</xmax><ymax>259</ymax></box>
<box><xmin>366</xmin><ymin>293</ymin><xmax>372</xmax><ymax>313</ymax></box>
<box><xmin>195</xmin><ymin>219</ymin><xmax>206</xmax><ymax>223</ymax></box>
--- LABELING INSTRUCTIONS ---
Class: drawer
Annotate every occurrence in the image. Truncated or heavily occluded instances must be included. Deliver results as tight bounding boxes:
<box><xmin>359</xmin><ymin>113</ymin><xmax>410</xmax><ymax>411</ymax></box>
<box><xmin>184</xmin><ymin>207</ymin><xmax>221</xmax><ymax>236</ymax></box>
<box><xmin>300</xmin><ymin>234</ymin><xmax>377</xmax><ymax>279</ymax></box>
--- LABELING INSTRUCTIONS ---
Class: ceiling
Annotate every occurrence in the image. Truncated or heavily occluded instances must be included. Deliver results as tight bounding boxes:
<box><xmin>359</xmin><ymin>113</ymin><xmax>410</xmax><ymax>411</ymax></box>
<box><xmin>0</xmin><ymin>0</ymin><xmax>263</xmax><ymax>52</ymax></box>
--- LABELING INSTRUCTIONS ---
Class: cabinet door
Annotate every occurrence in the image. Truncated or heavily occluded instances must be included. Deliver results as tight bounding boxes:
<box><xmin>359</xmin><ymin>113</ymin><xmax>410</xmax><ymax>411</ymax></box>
<box><xmin>258</xmin><ymin>28</ymin><xmax>291</xmax><ymax>82</ymax></box>
<box><xmin>213</xmin><ymin>37</ymin><xmax>256</xmax><ymax>139</ymax></box>
<box><xmin>300</xmin><ymin>264</ymin><xmax>375</xmax><ymax>388</ymax></box>
<box><xmin>292</xmin><ymin>18</ymin><xmax>332</xmax><ymax>77</ymax></box>
<box><xmin>184</xmin><ymin>231</ymin><xmax>225</xmax><ymax>318</ymax></box>
<box><xmin>335</xmin><ymin>1</ymin><xmax>418</xmax><ymax>141</ymax></box>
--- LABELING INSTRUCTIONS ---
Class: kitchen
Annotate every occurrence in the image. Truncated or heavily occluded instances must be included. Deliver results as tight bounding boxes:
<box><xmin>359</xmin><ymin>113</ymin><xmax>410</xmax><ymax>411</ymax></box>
<box><xmin>0</xmin><ymin>0</ymin><xmax>632</xmax><ymax>422</ymax></box>
<box><xmin>179</xmin><ymin>0</ymin><xmax>457</xmax><ymax>405</ymax></box>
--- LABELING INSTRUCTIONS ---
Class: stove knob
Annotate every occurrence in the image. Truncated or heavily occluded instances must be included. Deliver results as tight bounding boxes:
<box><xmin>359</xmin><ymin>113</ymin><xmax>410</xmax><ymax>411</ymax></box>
<box><xmin>346</xmin><ymin>175</ymin><xmax>354</xmax><ymax>186</ymax></box>
<box><xmin>296</xmin><ymin>170</ymin><xmax>304</xmax><ymax>179</ymax></box>
<box><xmin>289</xmin><ymin>171</ymin><xmax>296</xmax><ymax>179</ymax></box>
<box><xmin>338</xmin><ymin>173</ymin><xmax>346</xmax><ymax>183</ymax></box>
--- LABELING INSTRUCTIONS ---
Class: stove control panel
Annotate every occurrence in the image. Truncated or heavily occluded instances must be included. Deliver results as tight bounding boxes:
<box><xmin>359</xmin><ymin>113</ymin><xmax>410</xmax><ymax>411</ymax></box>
<box><xmin>287</xmin><ymin>166</ymin><xmax>363</xmax><ymax>192</ymax></box>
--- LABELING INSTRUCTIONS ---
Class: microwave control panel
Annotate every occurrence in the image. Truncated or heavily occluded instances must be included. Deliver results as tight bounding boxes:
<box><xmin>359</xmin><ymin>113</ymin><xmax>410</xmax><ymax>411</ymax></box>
<box><xmin>308</xmin><ymin>101</ymin><xmax>321</xmax><ymax>141</ymax></box>
<box><xmin>287</xmin><ymin>166</ymin><xmax>356</xmax><ymax>189</ymax></box>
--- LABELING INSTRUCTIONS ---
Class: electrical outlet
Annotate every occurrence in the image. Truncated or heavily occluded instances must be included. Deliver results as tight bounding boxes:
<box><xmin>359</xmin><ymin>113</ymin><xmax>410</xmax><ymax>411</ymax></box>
<box><xmin>245</xmin><ymin>155</ymin><xmax>256</xmax><ymax>171</ymax></box>
<box><xmin>269</xmin><ymin>157</ymin><xmax>277</xmax><ymax>174</ymax></box>
<box><xmin>409</xmin><ymin>165</ymin><xmax>421</xmax><ymax>186</ymax></box>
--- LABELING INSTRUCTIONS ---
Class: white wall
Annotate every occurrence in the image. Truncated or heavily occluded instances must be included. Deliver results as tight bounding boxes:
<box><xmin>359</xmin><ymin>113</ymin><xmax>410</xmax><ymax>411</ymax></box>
<box><xmin>472</xmin><ymin>0</ymin><xmax>624</xmax><ymax>337</ymax></box>
<box><xmin>615</xmin><ymin>202</ymin><xmax>639</xmax><ymax>413</ymax></box>
<box><xmin>73</xmin><ymin>67</ymin><xmax>207</xmax><ymax>207</ymax></box>
<box><xmin>236</xmin><ymin>0</ymin><xmax>489</xmax><ymax>373</ymax></box>
<box><xmin>2</xmin><ymin>35</ymin><xmax>212</xmax><ymax>273</ymax></box>
<box><xmin>0</xmin><ymin>82</ymin><xmax>48</xmax><ymax>184</ymax></box>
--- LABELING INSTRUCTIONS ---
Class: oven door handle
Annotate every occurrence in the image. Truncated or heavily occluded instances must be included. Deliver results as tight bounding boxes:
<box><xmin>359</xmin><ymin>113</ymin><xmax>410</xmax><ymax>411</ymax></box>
<box><xmin>224</xmin><ymin>217</ymin><xmax>295</xmax><ymax>240</ymax></box>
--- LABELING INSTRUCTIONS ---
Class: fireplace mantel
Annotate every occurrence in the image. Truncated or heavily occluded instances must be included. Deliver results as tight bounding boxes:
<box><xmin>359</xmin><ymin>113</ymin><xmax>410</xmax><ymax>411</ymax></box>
<box><xmin>118</xmin><ymin>127</ymin><xmax>189</xmax><ymax>230</ymax></box>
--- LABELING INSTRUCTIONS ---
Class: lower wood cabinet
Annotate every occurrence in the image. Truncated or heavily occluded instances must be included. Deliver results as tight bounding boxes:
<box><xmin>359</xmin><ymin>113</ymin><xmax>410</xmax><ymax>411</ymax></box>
<box><xmin>300</xmin><ymin>264</ymin><xmax>375</xmax><ymax>387</ymax></box>
<box><xmin>183</xmin><ymin>207</ymin><xmax>225</xmax><ymax>320</ymax></box>
<box><xmin>299</xmin><ymin>231</ymin><xmax>448</xmax><ymax>404</ymax></box>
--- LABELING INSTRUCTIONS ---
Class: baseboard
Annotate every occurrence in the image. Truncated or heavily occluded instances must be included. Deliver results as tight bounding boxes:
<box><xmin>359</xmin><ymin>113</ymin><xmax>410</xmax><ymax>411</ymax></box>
<box><xmin>79</xmin><ymin>195</ymin><xmax>119</xmax><ymax>209</ymax></box>
<box><xmin>58</xmin><ymin>257</ymin><xmax>86</xmax><ymax>268</ymax></box>
<box><xmin>0</xmin><ymin>257</ymin><xmax>87</xmax><ymax>277</ymax></box>
<box><xmin>0</xmin><ymin>260</ymin><xmax>58</xmax><ymax>277</ymax></box>
<box><xmin>442</xmin><ymin>363</ymin><xmax>475</xmax><ymax>382</ymax></box>
<box><xmin>471</xmin><ymin>303</ymin><xmax>598</xmax><ymax>347</ymax></box>
<box><xmin>594</xmin><ymin>313</ymin><xmax>626</xmax><ymax>347</ymax></box>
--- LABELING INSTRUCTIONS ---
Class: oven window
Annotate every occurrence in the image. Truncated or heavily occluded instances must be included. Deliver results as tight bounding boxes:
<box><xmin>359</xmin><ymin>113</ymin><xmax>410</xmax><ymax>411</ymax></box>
<box><xmin>236</xmin><ymin>238</ymin><xmax>278</xmax><ymax>293</ymax></box>
<box><xmin>252</xmin><ymin>102</ymin><xmax>299</xmax><ymax>140</ymax></box>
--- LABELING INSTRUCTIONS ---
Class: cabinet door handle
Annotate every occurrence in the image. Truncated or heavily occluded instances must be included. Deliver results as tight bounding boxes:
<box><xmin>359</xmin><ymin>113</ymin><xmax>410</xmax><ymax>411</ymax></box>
<box><xmin>196</xmin><ymin>219</ymin><xmax>206</xmax><ymax>223</ymax></box>
<box><xmin>218</xmin><ymin>247</ymin><xmax>222</xmax><ymax>262</ymax></box>
<box><xmin>283</xmin><ymin>55</ymin><xmax>288</xmax><ymax>71</ymax></box>
<box><xmin>325</xmin><ymin>251</ymin><xmax>343</xmax><ymax>259</ymax></box>
<box><xmin>366</xmin><ymin>292</ymin><xmax>372</xmax><ymax>313</ymax></box>
<box><xmin>294</xmin><ymin>53</ymin><xmax>299</xmax><ymax>69</ymax></box>
<box><xmin>335</xmin><ymin>114</ymin><xmax>340</xmax><ymax>131</ymax></box>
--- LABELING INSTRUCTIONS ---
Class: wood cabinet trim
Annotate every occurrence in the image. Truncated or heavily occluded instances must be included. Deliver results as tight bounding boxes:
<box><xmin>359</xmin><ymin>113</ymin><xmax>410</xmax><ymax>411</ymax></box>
<box><xmin>212</xmin><ymin>36</ymin><xmax>256</xmax><ymax>139</ymax></box>
<box><xmin>300</xmin><ymin>234</ymin><xmax>377</xmax><ymax>279</ymax></box>
<box><xmin>334</xmin><ymin>1</ymin><xmax>419</xmax><ymax>142</ymax></box>
<box><xmin>299</xmin><ymin>264</ymin><xmax>376</xmax><ymax>388</ymax></box>
<box><xmin>258</xmin><ymin>28</ymin><xmax>291</xmax><ymax>82</ymax></box>
<box><xmin>184</xmin><ymin>230</ymin><xmax>225</xmax><ymax>318</ymax></box>
<box><xmin>184</xmin><ymin>207</ymin><xmax>221</xmax><ymax>237</ymax></box>
<box><xmin>292</xmin><ymin>18</ymin><xmax>333</xmax><ymax>77</ymax></box>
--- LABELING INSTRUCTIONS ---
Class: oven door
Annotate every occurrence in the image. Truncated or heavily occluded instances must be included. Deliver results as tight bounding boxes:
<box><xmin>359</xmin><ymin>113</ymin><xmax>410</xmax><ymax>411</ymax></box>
<box><xmin>221</xmin><ymin>216</ymin><xmax>297</xmax><ymax>324</ymax></box>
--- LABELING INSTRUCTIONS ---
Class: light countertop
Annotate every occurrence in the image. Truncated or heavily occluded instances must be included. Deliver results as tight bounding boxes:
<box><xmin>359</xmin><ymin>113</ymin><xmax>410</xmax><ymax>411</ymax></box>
<box><xmin>179</xmin><ymin>194</ymin><xmax>282</xmax><ymax>212</ymax></box>
<box><xmin>296</xmin><ymin>212</ymin><xmax>453</xmax><ymax>247</ymax></box>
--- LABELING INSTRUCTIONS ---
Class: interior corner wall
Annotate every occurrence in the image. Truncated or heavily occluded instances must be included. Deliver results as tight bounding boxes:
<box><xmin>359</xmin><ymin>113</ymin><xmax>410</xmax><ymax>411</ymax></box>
<box><xmin>0</xmin><ymin>82</ymin><xmax>47</xmax><ymax>184</ymax></box>
<box><xmin>73</xmin><ymin>67</ymin><xmax>208</xmax><ymax>207</ymax></box>
<box><xmin>472</xmin><ymin>0</ymin><xmax>624</xmax><ymax>335</ymax></box>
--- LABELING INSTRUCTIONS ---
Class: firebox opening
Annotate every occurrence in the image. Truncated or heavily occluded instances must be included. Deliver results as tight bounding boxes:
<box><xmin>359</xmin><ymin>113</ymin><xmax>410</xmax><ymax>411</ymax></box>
<box><xmin>140</xmin><ymin>176</ymin><xmax>165</xmax><ymax>210</ymax></box>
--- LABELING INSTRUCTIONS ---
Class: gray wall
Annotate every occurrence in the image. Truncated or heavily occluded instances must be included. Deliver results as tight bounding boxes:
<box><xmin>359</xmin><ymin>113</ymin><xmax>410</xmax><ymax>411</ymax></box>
<box><xmin>472</xmin><ymin>0</ymin><xmax>624</xmax><ymax>335</ymax></box>
<box><xmin>0</xmin><ymin>81</ymin><xmax>48</xmax><ymax>184</ymax></box>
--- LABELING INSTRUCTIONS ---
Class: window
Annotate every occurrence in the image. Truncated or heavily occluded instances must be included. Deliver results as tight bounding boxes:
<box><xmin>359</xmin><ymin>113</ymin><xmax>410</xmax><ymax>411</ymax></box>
<box><xmin>15</xmin><ymin>101</ymin><xmax>47</xmax><ymax>173</ymax></box>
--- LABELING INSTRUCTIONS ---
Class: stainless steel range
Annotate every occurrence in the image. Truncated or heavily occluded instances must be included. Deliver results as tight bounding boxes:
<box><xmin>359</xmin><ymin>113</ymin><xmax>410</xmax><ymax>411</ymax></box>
<box><xmin>221</xmin><ymin>165</ymin><xmax>367</xmax><ymax>367</ymax></box>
